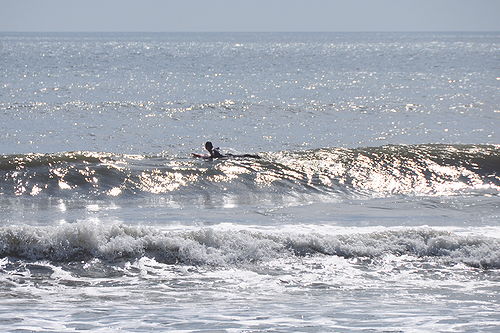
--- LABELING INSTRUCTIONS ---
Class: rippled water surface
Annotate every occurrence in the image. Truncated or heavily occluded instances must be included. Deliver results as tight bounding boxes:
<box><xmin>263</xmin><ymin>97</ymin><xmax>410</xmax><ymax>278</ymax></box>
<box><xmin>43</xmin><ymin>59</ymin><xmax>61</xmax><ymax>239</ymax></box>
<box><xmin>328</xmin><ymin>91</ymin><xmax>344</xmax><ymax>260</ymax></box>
<box><xmin>0</xmin><ymin>32</ymin><xmax>499</xmax><ymax>332</ymax></box>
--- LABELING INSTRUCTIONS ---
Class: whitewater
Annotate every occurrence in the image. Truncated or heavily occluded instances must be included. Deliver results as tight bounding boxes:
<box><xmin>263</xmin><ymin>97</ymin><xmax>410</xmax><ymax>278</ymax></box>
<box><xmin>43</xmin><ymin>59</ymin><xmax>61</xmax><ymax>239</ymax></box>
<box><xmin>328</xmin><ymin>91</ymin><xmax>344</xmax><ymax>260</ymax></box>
<box><xmin>0</xmin><ymin>32</ymin><xmax>499</xmax><ymax>332</ymax></box>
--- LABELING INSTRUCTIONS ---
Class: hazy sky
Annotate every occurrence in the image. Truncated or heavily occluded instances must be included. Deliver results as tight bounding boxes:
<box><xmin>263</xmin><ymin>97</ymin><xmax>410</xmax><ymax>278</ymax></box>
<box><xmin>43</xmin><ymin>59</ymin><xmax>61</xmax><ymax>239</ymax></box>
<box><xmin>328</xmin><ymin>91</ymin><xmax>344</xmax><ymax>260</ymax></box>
<box><xmin>1</xmin><ymin>0</ymin><xmax>499</xmax><ymax>32</ymax></box>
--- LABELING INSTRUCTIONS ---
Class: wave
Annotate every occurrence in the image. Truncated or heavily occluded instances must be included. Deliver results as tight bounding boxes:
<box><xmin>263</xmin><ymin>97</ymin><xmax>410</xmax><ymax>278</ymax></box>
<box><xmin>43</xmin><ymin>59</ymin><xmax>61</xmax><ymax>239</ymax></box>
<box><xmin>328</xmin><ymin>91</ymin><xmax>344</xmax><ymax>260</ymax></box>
<box><xmin>0</xmin><ymin>144</ymin><xmax>498</xmax><ymax>201</ymax></box>
<box><xmin>0</xmin><ymin>222</ymin><xmax>498</xmax><ymax>269</ymax></box>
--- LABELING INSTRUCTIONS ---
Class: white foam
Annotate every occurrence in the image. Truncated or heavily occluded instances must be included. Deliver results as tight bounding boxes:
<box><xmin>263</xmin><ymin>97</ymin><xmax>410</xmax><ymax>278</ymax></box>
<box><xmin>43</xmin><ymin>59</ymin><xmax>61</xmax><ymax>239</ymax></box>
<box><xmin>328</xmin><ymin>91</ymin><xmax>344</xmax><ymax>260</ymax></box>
<box><xmin>0</xmin><ymin>222</ymin><xmax>498</xmax><ymax>269</ymax></box>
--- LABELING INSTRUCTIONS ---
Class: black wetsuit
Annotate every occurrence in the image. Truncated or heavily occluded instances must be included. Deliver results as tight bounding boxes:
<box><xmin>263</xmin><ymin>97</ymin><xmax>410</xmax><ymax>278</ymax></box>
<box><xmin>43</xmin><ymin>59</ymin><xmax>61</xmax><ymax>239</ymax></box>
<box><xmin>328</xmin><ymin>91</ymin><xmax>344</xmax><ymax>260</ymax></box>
<box><xmin>198</xmin><ymin>142</ymin><xmax>260</xmax><ymax>159</ymax></box>
<box><xmin>209</xmin><ymin>149</ymin><xmax>260</xmax><ymax>159</ymax></box>
<box><xmin>209</xmin><ymin>147</ymin><xmax>224</xmax><ymax>158</ymax></box>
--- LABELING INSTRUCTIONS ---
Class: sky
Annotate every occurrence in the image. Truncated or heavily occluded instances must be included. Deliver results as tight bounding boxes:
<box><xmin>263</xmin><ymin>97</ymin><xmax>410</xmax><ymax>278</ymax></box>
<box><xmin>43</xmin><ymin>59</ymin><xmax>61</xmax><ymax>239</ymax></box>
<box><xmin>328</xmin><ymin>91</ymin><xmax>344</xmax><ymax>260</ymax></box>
<box><xmin>1</xmin><ymin>0</ymin><xmax>499</xmax><ymax>32</ymax></box>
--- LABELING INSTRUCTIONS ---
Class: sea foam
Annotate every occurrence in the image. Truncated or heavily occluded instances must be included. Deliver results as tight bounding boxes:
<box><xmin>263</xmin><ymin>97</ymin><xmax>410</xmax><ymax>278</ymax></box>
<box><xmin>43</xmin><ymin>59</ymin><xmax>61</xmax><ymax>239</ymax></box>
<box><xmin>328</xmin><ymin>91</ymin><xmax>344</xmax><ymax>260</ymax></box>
<box><xmin>1</xmin><ymin>222</ymin><xmax>498</xmax><ymax>269</ymax></box>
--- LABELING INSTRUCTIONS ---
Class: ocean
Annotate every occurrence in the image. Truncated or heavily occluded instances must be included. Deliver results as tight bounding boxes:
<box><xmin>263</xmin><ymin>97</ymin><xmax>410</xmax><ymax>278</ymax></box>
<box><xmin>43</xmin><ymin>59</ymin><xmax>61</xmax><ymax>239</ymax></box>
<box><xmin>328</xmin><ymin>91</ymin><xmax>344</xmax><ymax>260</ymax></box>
<box><xmin>0</xmin><ymin>32</ymin><xmax>499</xmax><ymax>332</ymax></box>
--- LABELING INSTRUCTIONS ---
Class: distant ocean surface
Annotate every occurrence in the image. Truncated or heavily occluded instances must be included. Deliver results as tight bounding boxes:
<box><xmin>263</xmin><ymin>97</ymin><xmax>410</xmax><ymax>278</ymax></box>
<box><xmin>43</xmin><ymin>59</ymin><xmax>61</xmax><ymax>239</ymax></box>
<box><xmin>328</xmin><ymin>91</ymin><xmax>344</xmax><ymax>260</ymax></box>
<box><xmin>0</xmin><ymin>32</ymin><xmax>499</xmax><ymax>332</ymax></box>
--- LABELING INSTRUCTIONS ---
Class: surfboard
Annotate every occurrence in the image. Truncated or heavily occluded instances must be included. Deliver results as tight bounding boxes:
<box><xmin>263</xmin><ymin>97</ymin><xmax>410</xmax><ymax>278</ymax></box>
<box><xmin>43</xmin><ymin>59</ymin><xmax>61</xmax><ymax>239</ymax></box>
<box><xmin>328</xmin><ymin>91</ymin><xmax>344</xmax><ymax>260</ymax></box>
<box><xmin>191</xmin><ymin>153</ymin><xmax>211</xmax><ymax>159</ymax></box>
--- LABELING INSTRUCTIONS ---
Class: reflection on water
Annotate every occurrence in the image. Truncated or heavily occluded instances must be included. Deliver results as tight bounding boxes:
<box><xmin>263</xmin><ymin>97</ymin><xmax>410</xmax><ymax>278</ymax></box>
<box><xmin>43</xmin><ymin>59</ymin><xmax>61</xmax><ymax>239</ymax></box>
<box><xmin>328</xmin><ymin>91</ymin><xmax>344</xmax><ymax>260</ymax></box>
<box><xmin>1</xmin><ymin>145</ymin><xmax>497</xmax><ymax>201</ymax></box>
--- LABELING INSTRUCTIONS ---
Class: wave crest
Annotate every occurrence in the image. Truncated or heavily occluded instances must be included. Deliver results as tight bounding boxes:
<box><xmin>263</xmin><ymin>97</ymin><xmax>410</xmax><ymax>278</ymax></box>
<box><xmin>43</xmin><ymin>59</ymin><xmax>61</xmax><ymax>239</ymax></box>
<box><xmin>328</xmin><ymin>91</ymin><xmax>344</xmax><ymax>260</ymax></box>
<box><xmin>0</xmin><ymin>144</ymin><xmax>498</xmax><ymax>200</ymax></box>
<box><xmin>1</xmin><ymin>223</ymin><xmax>498</xmax><ymax>269</ymax></box>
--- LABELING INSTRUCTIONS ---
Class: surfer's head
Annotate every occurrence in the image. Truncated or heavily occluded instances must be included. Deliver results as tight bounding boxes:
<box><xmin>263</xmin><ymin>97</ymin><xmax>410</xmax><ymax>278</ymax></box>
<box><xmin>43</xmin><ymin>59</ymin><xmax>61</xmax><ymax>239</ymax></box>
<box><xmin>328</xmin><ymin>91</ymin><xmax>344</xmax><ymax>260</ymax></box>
<box><xmin>205</xmin><ymin>141</ymin><xmax>213</xmax><ymax>152</ymax></box>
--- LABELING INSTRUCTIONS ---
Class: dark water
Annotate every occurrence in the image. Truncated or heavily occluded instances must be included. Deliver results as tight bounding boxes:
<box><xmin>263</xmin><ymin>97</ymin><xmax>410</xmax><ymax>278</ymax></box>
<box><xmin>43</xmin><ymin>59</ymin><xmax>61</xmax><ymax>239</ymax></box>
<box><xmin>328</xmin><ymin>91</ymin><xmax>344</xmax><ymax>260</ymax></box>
<box><xmin>0</xmin><ymin>32</ymin><xmax>499</xmax><ymax>332</ymax></box>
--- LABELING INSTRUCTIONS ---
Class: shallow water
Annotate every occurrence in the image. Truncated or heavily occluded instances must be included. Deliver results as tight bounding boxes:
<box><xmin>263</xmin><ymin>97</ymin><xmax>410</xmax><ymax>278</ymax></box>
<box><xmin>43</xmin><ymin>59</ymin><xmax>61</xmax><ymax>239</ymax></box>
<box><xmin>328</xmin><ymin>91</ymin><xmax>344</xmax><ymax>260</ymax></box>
<box><xmin>1</xmin><ymin>32</ymin><xmax>499</xmax><ymax>332</ymax></box>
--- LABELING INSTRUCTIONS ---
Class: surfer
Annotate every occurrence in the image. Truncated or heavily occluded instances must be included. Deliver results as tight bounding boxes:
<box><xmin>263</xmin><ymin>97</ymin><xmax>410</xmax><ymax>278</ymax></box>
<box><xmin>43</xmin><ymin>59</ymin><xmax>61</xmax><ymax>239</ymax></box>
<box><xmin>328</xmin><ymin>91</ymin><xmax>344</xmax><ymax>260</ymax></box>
<box><xmin>205</xmin><ymin>141</ymin><xmax>224</xmax><ymax>158</ymax></box>
<box><xmin>192</xmin><ymin>141</ymin><xmax>260</xmax><ymax>159</ymax></box>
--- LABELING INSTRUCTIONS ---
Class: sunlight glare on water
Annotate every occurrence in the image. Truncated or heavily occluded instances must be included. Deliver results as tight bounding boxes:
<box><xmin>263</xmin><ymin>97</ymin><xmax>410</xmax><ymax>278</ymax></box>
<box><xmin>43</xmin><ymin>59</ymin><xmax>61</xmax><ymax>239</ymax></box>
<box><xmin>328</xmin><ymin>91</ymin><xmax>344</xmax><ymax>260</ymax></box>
<box><xmin>0</xmin><ymin>32</ymin><xmax>499</xmax><ymax>332</ymax></box>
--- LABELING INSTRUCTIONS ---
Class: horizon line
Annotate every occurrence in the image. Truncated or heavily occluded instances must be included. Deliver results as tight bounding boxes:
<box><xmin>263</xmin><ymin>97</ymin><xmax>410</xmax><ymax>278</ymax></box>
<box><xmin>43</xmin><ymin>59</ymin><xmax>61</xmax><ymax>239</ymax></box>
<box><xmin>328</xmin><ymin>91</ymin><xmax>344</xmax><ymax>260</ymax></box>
<box><xmin>1</xmin><ymin>30</ymin><xmax>499</xmax><ymax>34</ymax></box>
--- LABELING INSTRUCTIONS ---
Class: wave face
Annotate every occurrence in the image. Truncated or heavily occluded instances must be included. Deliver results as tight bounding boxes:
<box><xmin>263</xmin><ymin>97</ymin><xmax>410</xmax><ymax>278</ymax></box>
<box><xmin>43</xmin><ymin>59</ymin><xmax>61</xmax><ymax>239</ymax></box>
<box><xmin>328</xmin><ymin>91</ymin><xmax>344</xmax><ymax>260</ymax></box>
<box><xmin>0</xmin><ymin>222</ymin><xmax>498</xmax><ymax>269</ymax></box>
<box><xmin>0</xmin><ymin>144</ymin><xmax>498</xmax><ymax>201</ymax></box>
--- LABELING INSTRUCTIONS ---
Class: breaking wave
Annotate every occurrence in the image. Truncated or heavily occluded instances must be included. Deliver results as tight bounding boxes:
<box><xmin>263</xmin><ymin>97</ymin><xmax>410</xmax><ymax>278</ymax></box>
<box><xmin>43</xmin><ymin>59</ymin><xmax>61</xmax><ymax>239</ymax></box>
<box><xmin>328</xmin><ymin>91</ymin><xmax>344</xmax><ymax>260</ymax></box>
<box><xmin>0</xmin><ymin>144</ymin><xmax>498</xmax><ymax>201</ymax></box>
<box><xmin>0</xmin><ymin>222</ymin><xmax>498</xmax><ymax>269</ymax></box>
